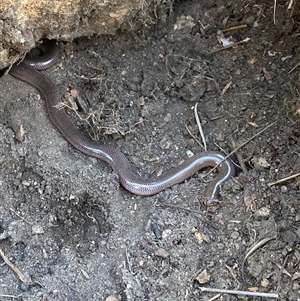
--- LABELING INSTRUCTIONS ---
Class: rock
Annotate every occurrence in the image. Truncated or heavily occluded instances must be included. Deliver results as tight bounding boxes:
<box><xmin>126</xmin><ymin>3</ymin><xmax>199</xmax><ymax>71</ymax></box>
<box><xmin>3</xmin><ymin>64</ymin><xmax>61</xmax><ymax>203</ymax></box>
<box><xmin>0</xmin><ymin>0</ymin><xmax>173</xmax><ymax>69</ymax></box>
<box><xmin>106</xmin><ymin>295</ymin><xmax>120</xmax><ymax>301</ymax></box>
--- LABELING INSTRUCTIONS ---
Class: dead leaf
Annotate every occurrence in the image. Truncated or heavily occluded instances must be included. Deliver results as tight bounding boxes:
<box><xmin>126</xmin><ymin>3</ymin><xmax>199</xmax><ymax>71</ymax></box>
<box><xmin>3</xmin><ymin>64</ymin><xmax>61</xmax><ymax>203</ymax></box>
<box><xmin>262</xmin><ymin>67</ymin><xmax>276</xmax><ymax>81</ymax></box>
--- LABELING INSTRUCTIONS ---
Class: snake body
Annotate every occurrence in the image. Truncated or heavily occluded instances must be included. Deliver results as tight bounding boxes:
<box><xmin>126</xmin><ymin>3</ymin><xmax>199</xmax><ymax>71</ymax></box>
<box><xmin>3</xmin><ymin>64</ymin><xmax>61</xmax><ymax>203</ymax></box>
<box><xmin>9</xmin><ymin>40</ymin><xmax>235</xmax><ymax>199</ymax></box>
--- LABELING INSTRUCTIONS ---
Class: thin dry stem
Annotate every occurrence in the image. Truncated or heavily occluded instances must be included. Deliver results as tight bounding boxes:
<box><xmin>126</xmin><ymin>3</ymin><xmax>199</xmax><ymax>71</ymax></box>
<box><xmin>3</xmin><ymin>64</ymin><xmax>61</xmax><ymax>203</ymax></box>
<box><xmin>202</xmin><ymin>120</ymin><xmax>277</xmax><ymax>178</ymax></box>
<box><xmin>194</xmin><ymin>103</ymin><xmax>207</xmax><ymax>151</ymax></box>
<box><xmin>199</xmin><ymin>287</ymin><xmax>278</xmax><ymax>299</ymax></box>
<box><xmin>267</xmin><ymin>172</ymin><xmax>300</xmax><ymax>187</ymax></box>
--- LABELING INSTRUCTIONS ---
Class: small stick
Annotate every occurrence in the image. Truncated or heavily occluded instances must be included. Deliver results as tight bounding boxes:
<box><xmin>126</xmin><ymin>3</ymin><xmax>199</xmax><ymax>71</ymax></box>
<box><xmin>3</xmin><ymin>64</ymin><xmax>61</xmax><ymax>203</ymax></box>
<box><xmin>222</xmin><ymin>24</ymin><xmax>248</xmax><ymax>32</ymax></box>
<box><xmin>9</xmin><ymin>209</ymin><xmax>31</xmax><ymax>224</ymax></box>
<box><xmin>0</xmin><ymin>295</ymin><xmax>22</xmax><ymax>299</ymax></box>
<box><xmin>194</xmin><ymin>103</ymin><xmax>207</xmax><ymax>151</ymax></box>
<box><xmin>197</xmin><ymin>19</ymin><xmax>207</xmax><ymax>35</ymax></box>
<box><xmin>202</xmin><ymin>120</ymin><xmax>277</xmax><ymax>178</ymax></box>
<box><xmin>287</xmin><ymin>0</ymin><xmax>294</xmax><ymax>9</ymax></box>
<box><xmin>221</xmin><ymin>81</ymin><xmax>232</xmax><ymax>96</ymax></box>
<box><xmin>0</xmin><ymin>248</ymin><xmax>31</xmax><ymax>285</ymax></box>
<box><xmin>208</xmin><ymin>293</ymin><xmax>221</xmax><ymax>300</ymax></box>
<box><xmin>210</xmin><ymin>115</ymin><xmax>224</xmax><ymax>121</ymax></box>
<box><xmin>210</xmin><ymin>38</ymin><xmax>250</xmax><ymax>54</ymax></box>
<box><xmin>199</xmin><ymin>287</ymin><xmax>279</xmax><ymax>299</ymax></box>
<box><xmin>277</xmin><ymin>254</ymin><xmax>289</xmax><ymax>294</ymax></box>
<box><xmin>224</xmin><ymin>263</ymin><xmax>239</xmax><ymax>283</ymax></box>
<box><xmin>125</xmin><ymin>249</ymin><xmax>135</xmax><ymax>275</ymax></box>
<box><xmin>267</xmin><ymin>172</ymin><xmax>300</xmax><ymax>187</ymax></box>
<box><xmin>214</xmin><ymin>141</ymin><xmax>241</xmax><ymax>172</ymax></box>
<box><xmin>270</xmin><ymin>259</ymin><xmax>292</xmax><ymax>277</ymax></box>
<box><xmin>273</xmin><ymin>0</ymin><xmax>277</xmax><ymax>25</ymax></box>
<box><xmin>228</xmin><ymin>135</ymin><xmax>247</xmax><ymax>173</ymax></box>
<box><xmin>185</xmin><ymin>124</ymin><xmax>204</xmax><ymax>149</ymax></box>
<box><xmin>288</xmin><ymin>61</ymin><xmax>300</xmax><ymax>73</ymax></box>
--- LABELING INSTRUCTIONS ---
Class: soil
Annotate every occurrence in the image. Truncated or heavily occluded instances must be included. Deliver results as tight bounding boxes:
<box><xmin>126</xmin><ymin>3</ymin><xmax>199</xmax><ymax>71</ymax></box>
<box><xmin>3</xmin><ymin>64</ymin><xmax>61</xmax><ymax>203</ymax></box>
<box><xmin>0</xmin><ymin>1</ymin><xmax>300</xmax><ymax>300</ymax></box>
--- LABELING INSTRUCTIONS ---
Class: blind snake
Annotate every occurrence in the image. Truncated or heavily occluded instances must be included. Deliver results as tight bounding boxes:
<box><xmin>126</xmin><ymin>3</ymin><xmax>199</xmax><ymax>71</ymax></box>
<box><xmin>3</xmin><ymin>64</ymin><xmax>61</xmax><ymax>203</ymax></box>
<box><xmin>8</xmin><ymin>40</ymin><xmax>235</xmax><ymax>200</ymax></box>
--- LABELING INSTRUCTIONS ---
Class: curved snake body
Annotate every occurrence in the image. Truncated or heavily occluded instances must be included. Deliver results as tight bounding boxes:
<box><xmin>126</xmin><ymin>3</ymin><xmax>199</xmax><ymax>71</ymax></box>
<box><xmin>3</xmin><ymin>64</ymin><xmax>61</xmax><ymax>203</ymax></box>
<box><xmin>9</xmin><ymin>40</ymin><xmax>235</xmax><ymax>198</ymax></box>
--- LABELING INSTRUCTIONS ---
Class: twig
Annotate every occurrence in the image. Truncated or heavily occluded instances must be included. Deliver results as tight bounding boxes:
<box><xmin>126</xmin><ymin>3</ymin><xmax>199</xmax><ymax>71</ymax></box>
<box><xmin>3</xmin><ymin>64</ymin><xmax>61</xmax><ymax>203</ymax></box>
<box><xmin>210</xmin><ymin>115</ymin><xmax>224</xmax><ymax>121</ymax></box>
<box><xmin>224</xmin><ymin>263</ymin><xmax>239</xmax><ymax>284</ymax></box>
<box><xmin>214</xmin><ymin>141</ymin><xmax>242</xmax><ymax>172</ymax></box>
<box><xmin>221</xmin><ymin>81</ymin><xmax>232</xmax><ymax>96</ymax></box>
<box><xmin>242</xmin><ymin>237</ymin><xmax>276</xmax><ymax>284</ymax></box>
<box><xmin>9</xmin><ymin>209</ymin><xmax>31</xmax><ymax>224</ymax></box>
<box><xmin>267</xmin><ymin>172</ymin><xmax>300</xmax><ymax>187</ymax></box>
<box><xmin>197</xmin><ymin>19</ymin><xmax>207</xmax><ymax>35</ymax></box>
<box><xmin>222</xmin><ymin>24</ymin><xmax>248</xmax><ymax>32</ymax></box>
<box><xmin>228</xmin><ymin>135</ymin><xmax>247</xmax><ymax>173</ymax></box>
<box><xmin>125</xmin><ymin>249</ymin><xmax>136</xmax><ymax>275</ymax></box>
<box><xmin>0</xmin><ymin>295</ymin><xmax>22</xmax><ymax>299</ymax></box>
<box><xmin>199</xmin><ymin>287</ymin><xmax>278</xmax><ymax>299</ymax></box>
<box><xmin>185</xmin><ymin>124</ymin><xmax>204</xmax><ymax>149</ymax></box>
<box><xmin>0</xmin><ymin>248</ymin><xmax>31</xmax><ymax>285</ymax></box>
<box><xmin>288</xmin><ymin>61</ymin><xmax>300</xmax><ymax>73</ymax></box>
<box><xmin>208</xmin><ymin>293</ymin><xmax>221</xmax><ymax>301</ymax></box>
<box><xmin>273</xmin><ymin>0</ymin><xmax>277</xmax><ymax>25</ymax></box>
<box><xmin>194</xmin><ymin>103</ymin><xmax>207</xmax><ymax>151</ymax></box>
<box><xmin>277</xmin><ymin>254</ymin><xmax>289</xmax><ymax>293</ymax></box>
<box><xmin>202</xmin><ymin>121</ymin><xmax>277</xmax><ymax>178</ymax></box>
<box><xmin>270</xmin><ymin>259</ymin><xmax>292</xmax><ymax>277</ymax></box>
<box><xmin>287</xmin><ymin>0</ymin><xmax>294</xmax><ymax>9</ymax></box>
<box><xmin>210</xmin><ymin>38</ymin><xmax>250</xmax><ymax>54</ymax></box>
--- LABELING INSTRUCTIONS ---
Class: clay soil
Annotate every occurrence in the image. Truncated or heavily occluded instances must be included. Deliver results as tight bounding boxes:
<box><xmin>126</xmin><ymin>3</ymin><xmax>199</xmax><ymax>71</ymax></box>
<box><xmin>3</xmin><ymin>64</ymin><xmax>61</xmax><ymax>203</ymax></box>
<box><xmin>0</xmin><ymin>1</ymin><xmax>299</xmax><ymax>300</ymax></box>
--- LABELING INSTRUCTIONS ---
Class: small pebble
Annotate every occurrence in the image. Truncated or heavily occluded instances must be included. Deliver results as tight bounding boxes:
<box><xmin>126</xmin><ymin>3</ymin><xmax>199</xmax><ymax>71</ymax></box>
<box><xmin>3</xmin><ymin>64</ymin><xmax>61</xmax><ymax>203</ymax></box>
<box><xmin>159</xmin><ymin>137</ymin><xmax>170</xmax><ymax>149</ymax></box>
<box><xmin>164</xmin><ymin>113</ymin><xmax>171</xmax><ymax>122</ymax></box>
<box><xmin>230</xmin><ymin>231</ymin><xmax>239</xmax><ymax>239</ymax></box>
<box><xmin>22</xmin><ymin>181</ymin><xmax>30</xmax><ymax>187</ymax></box>
<box><xmin>186</xmin><ymin>150</ymin><xmax>194</xmax><ymax>158</ymax></box>
<box><xmin>161</xmin><ymin>229</ymin><xmax>172</xmax><ymax>239</ymax></box>
<box><xmin>194</xmin><ymin>232</ymin><xmax>203</xmax><ymax>243</ymax></box>
<box><xmin>20</xmin><ymin>282</ymin><xmax>29</xmax><ymax>292</ymax></box>
<box><xmin>106</xmin><ymin>295</ymin><xmax>120</xmax><ymax>301</ymax></box>
<box><xmin>195</xmin><ymin>269</ymin><xmax>210</xmax><ymax>284</ymax></box>
<box><xmin>261</xmin><ymin>278</ymin><xmax>269</xmax><ymax>288</ymax></box>
<box><xmin>281</xmin><ymin>186</ymin><xmax>288</xmax><ymax>192</ymax></box>
<box><xmin>253</xmin><ymin>207</ymin><xmax>271</xmax><ymax>220</ymax></box>
<box><xmin>217</xmin><ymin>243</ymin><xmax>225</xmax><ymax>250</ymax></box>
<box><xmin>32</xmin><ymin>224</ymin><xmax>44</xmax><ymax>234</ymax></box>
<box><xmin>154</xmin><ymin>248</ymin><xmax>169</xmax><ymax>258</ymax></box>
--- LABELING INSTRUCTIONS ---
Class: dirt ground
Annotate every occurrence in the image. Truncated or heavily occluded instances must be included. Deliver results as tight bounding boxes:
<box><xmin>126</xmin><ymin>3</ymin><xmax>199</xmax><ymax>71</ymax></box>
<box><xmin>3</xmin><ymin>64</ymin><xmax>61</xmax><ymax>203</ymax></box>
<box><xmin>0</xmin><ymin>0</ymin><xmax>300</xmax><ymax>300</ymax></box>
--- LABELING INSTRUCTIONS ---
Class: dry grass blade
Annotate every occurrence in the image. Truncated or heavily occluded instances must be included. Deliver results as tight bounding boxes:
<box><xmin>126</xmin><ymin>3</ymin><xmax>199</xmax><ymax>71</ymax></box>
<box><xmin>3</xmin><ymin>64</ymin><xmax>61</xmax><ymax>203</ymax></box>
<box><xmin>241</xmin><ymin>237</ymin><xmax>276</xmax><ymax>284</ymax></box>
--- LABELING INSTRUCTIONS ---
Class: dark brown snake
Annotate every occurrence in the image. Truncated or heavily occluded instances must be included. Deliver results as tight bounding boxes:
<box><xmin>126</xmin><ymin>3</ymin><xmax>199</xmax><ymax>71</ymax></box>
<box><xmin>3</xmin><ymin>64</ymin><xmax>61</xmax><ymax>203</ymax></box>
<box><xmin>8</xmin><ymin>40</ymin><xmax>235</xmax><ymax>199</ymax></box>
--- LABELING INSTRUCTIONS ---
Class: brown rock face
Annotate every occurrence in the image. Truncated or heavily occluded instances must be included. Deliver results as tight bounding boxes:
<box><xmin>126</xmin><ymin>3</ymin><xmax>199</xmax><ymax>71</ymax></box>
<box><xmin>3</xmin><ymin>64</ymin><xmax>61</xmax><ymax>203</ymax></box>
<box><xmin>0</xmin><ymin>0</ymin><xmax>170</xmax><ymax>69</ymax></box>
